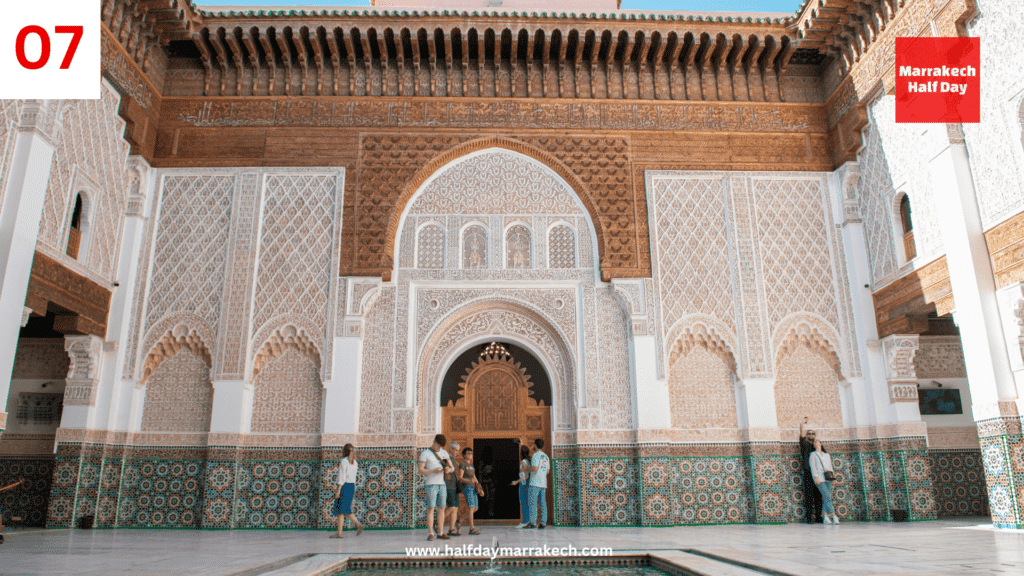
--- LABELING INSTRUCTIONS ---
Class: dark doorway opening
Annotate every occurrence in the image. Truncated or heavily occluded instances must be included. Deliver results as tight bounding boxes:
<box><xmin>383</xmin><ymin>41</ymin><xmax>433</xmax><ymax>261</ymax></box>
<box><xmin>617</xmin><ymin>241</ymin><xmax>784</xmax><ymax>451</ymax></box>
<box><xmin>473</xmin><ymin>438</ymin><xmax>520</xmax><ymax>521</ymax></box>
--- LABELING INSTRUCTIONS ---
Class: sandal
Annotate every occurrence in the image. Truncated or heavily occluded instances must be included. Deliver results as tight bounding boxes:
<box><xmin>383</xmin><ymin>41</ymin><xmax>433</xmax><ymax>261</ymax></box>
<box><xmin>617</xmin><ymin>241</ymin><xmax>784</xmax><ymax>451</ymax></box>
<box><xmin>356</xmin><ymin>524</ymin><xmax>364</xmax><ymax>536</ymax></box>
<box><xmin>469</xmin><ymin>529</ymin><xmax>481</xmax><ymax>535</ymax></box>
<box><xmin>330</xmin><ymin>534</ymin><xmax>344</xmax><ymax>539</ymax></box>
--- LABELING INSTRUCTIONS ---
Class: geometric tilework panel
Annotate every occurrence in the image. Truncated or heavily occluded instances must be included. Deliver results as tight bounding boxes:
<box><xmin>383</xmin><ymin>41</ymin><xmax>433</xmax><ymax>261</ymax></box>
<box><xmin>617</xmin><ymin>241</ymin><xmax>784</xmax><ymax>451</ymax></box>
<box><xmin>0</xmin><ymin>458</ymin><xmax>54</xmax><ymax>527</ymax></box>
<box><xmin>927</xmin><ymin>450</ymin><xmax>987</xmax><ymax>517</ymax></box>
<box><xmin>118</xmin><ymin>458</ymin><xmax>205</xmax><ymax>528</ymax></box>
<box><xmin>579</xmin><ymin>458</ymin><xmax>639</xmax><ymax>526</ymax></box>
<box><xmin>42</xmin><ymin>444</ymin><xmax>946</xmax><ymax>529</ymax></box>
<box><xmin>978</xmin><ymin>433</ymin><xmax>1023</xmax><ymax>529</ymax></box>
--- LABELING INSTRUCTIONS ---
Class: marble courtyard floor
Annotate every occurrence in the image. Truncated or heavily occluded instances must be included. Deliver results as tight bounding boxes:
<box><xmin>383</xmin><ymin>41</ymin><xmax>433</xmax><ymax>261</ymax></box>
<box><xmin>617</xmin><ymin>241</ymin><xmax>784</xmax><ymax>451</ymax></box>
<box><xmin>0</xmin><ymin>518</ymin><xmax>1022</xmax><ymax>576</ymax></box>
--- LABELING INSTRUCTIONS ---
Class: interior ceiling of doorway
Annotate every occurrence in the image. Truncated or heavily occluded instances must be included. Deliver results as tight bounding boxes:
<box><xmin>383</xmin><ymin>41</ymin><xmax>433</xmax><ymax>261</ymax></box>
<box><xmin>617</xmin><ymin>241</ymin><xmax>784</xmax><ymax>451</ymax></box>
<box><xmin>440</xmin><ymin>341</ymin><xmax>552</xmax><ymax>407</ymax></box>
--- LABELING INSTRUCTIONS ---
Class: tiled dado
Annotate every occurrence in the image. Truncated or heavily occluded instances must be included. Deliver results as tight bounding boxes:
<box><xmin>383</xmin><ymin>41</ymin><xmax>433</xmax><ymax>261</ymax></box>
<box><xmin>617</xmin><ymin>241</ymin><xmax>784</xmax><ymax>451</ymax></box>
<box><xmin>927</xmin><ymin>449</ymin><xmax>987</xmax><ymax>517</ymax></box>
<box><xmin>0</xmin><ymin>457</ymin><xmax>54</xmax><ymax>527</ymax></box>
<box><xmin>553</xmin><ymin>442</ymin><xmax>937</xmax><ymax>526</ymax></box>
<box><xmin>41</xmin><ymin>441</ymin><xmax>941</xmax><ymax>529</ymax></box>
<box><xmin>977</xmin><ymin>416</ymin><xmax>1024</xmax><ymax>529</ymax></box>
<box><xmin>46</xmin><ymin>443</ymin><xmax>420</xmax><ymax>530</ymax></box>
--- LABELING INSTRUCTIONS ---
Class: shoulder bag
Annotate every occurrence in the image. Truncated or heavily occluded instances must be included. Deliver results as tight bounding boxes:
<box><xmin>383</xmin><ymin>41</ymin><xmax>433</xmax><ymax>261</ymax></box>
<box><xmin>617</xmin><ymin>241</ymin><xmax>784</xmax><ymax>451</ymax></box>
<box><xmin>429</xmin><ymin>449</ymin><xmax>452</xmax><ymax>482</ymax></box>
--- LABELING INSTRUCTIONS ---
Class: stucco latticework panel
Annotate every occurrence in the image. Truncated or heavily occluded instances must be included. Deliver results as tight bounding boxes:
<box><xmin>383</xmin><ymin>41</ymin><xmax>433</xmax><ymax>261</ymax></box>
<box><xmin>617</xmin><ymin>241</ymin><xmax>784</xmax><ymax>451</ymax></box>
<box><xmin>141</xmin><ymin>350</ymin><xmax>213</xmax><ymax>433</ymax></box>
<box><xmin>648</xmin><ymin>177</ymin><xmax>736</xmax><ymax>342</ymax></box>
<box><xmin>775</xmin><ymin>345</ymin><xmax>843</xmax><ymax>430</ymax></box>
<box><xmin>548</xmin><ymin>225</ymin><xmax>576</xmax><ymax>269</ymax></box>
<box><xmin>359</xmin><ymin>287</ymin><xmax>396</xmax><ymax>434</ymax></box>
<box><xmin>669</xmin><ymin>346</ymin><xmax>738</xmax><ymax>430</ymax></box>
<box><xmin>596</xmin><ymin>287</ymin><xmax>633</xmax><ymax>430</ymax></box>
<box><xmin>215</xmin><ymin>173</ymin><xmax>261</xmax><ymax>380</ymax></box>
<box><xmin>144</xmin><ymin>175</ymin><xmax>234</xmax><ymax>353</ymax></box>
<box><xmin>857</xmin><ymin>114</ymin><xmax>899</xmax><ymax>284</ymax></box>
<box><xmin>965</xmin><ymin>0</ymin><xmax>1024</xmax><ymax>228</ymax></box>
<box><xmin>38</xmin><ymin>89</ymin><xmax>131</xmax><ymax>280</ymax></box>
<box><xmin>753</xmin><ymin>178</ymin><xmax>838</xmax><ymax>329</ymax></box>
<box><xmin>250</xmin><ymin>348</ymin><xmax>323</xmax><ymax>434</ymax></box>
<box><xmin>409</xmin><ymin>151</ymin><xmax>583</xmax><ymax>216</ymax></box>
<box><xmin>0</xmin><ymin>100</ymin><xmax>23</xmax><ymax>210</ymax></box>
<box><xmin>416</xmin><ymin>224</ymin><xmax>445</xmax><ymax>269</ymax></box>
<box><xmin>252</xmin><ymin>175</ymin><xmax>337</xmax><ymax>336</ymax></box>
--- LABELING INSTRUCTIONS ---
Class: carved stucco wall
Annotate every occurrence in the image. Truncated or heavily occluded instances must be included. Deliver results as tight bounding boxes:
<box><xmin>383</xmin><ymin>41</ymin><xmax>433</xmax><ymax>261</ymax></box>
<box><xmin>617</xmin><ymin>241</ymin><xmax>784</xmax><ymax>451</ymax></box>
<box><xmin>668</xmin><ymin>346</ymin><xmax>738</xmax><ymax>430</ymax></box>
<box><xmin>36</xmin><ymin>86</ymin><xmax>132</xmax><ymax>284</ymax></box>
<box><xmin>141</xmin><ymin>349</ymin><xmax>213</xmax><ymax>433</ymax></box>
<box><xmin>647</xmin><ymin>171</ymin><xmax>855</xmax><ymax>387</ymax></box>
<box><xmin>916</xmin><ymin>336</ymin><xmax>968</xmax><ymax>379</ymax></box>
<box><xmin>775</xmin><ymin>344</ymin><xmax>843</xmax><ymax>430</ymax></box>
<box><xmin>250</xmin><ymin>348</ymin><xmax>323</xmax><ymax>434</ymax></box>
<box><xmin>856</xmin><ymin>96</ymin><xmax>945</xmax><ymax>288</ymax></box>
<box><xmin>965</xmin><ymin>0</ymin><xmax>1024</xmax><ymax>228</ymax></box>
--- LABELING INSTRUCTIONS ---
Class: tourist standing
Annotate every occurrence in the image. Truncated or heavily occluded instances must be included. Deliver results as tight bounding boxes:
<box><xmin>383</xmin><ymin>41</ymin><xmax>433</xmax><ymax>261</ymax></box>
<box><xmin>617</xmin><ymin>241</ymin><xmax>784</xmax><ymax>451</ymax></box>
<box><xmin>810</xmin><ymin>440</ymin><xmax>839</xmax><ymax>525</ymax></box>
<box><xmin>523</xmin><ymin>438</ymin><xmax>550</xmax><ymax>529</ymax></box>
<box><xmin>331</xmin><ymin>444</ymin><xmax>365</xmax><ymax>538</ymax></box>
<box><xmin>511</xmin><ymin>443</ymin><xmax>532</xmax><ymax>527</ymax></box>
<box><xmin>457</xmin><ymin>447</ymin><xmax>482</xmax><ymax>535</ymax></box>
<box><xmin>0</xmin><ymin>477</ymin><xmax>25</xmax><ymax>544</ymax></box>
<box><xmin>799</xmin><ymin>417</ymin><xmax>823</xmax><ymax>524</ymax></box>
<box><xmin>418</xmin><ymin>434</ymin><xmax>453</xmax><ymax>541</ymax></box>
<box><xmin>445</xmin><ymin>442</ymin><xmax>461</xmax><ymax>536</ymax></box>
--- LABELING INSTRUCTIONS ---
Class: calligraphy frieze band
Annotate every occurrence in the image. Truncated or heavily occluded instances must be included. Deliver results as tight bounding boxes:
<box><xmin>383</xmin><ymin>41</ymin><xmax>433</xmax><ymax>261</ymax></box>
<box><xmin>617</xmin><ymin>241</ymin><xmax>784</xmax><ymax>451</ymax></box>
<box><xmin>166</xmin><ymin>97</ymin><xmax>825</xmax><ymax>134</ymax></box>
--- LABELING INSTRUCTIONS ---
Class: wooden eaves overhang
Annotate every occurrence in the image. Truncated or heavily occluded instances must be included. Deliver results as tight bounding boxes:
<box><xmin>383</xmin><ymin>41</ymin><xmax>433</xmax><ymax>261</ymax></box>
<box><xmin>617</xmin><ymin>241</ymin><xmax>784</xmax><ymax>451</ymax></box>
<box><xmin>172</xmin><ymin>6</ymin><xmax>807</xmax><ymax>101</ymax></box>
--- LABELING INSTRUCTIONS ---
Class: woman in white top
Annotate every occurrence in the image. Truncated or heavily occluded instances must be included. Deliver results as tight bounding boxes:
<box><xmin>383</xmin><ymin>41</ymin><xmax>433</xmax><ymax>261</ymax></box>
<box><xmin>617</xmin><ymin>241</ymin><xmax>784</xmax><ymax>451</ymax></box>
<box><xmin>511</xmin><ymin>444</ymin><xmax>531</xmax><ymax>527</ymax></box>
<box><xmin>331</xmin><ymin>443</ymin><xmax>365</xmax><ymax>538</ymax></box>
<box><xmin>809</xmin><ymin>439</ymin><xmax>839</xmax><ymax>525</ymax></box>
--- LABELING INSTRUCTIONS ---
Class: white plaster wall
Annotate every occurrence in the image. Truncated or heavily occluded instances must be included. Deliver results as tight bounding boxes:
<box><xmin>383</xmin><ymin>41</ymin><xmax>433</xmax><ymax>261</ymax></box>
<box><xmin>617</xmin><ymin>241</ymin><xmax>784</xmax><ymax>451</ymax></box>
<box><xmin>964</xmin><ymin>0</ymin><xmax>1024</xmax><ymax>229</ymax></box>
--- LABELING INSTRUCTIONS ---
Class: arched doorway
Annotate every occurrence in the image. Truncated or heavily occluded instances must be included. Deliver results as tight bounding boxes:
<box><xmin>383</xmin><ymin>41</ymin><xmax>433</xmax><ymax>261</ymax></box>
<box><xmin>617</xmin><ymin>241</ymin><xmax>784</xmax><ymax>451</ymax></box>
<box><xmin>440</xmin><ymin>342</ymin><xmax>552</xmax><ymax>524</ymax></box>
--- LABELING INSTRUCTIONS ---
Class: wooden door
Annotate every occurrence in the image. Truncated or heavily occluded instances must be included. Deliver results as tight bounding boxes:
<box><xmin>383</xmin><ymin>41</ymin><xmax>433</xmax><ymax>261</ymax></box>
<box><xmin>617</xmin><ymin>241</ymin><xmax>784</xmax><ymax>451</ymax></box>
<box><xmin>442</xmin><ymin>349</ymin><xmax>552</xmax><ymax>523</ymax></box>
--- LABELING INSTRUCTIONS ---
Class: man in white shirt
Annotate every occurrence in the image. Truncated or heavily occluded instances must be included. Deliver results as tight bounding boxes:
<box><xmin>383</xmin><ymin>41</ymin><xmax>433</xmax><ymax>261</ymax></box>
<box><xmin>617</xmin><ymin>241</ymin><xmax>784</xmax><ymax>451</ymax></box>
<box><xmin>523</xmin><ymin>438</ymin><xmax>550</xmax><ymax>529</ymax></box>
<box><xmin>418</xmin><ymin>433</ymin><xmax>453</xmax><ymax>541</ymax></box>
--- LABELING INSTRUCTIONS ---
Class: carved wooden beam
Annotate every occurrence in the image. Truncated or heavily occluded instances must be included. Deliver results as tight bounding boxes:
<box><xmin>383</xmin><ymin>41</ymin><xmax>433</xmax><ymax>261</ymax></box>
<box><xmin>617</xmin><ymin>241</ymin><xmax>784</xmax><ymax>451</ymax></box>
<box><xmin>222</xmin><ymin>27</ymin><xmax>246</xmax><ymax>95</ymax></box>
<box><xmin>274</xmin><ymin>28</ymin><xmax>293</xmax><ymax>95</ymax></box>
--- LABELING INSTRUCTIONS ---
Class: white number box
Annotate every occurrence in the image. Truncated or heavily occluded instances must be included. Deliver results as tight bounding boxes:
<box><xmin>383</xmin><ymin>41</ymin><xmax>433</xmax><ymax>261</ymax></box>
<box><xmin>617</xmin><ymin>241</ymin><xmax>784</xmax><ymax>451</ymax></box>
<box><xmin>0</xmin><ymin>1</ymin><xmax>100</xmax><ymax>99</ymax></box>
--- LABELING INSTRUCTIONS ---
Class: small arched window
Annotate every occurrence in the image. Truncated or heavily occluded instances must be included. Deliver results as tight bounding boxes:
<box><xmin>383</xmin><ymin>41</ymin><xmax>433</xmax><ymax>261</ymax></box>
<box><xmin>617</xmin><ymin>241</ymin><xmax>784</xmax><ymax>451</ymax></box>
<box><xmin>898</xmin><ymin>194</ymin><xmax>916</xmax><ymax>261</ymax></box>
<box><xmin>462</xmin><ymin>225</ymin><xmax>488</xmax><ymax>269</ymax></box>
<box><xmin>548</xmin><ymin>224</ymin><xmax>576</xmax><ymax>268</ymax></box>
<box><xmin>505</xmin><ymin>225</ymin><xmax>532</xmax><ymax>269</ymax></box>
<box><xmin>66</xmin><ymin>193</ymin><xmax>84</xmax><ymax>259</ymax></box>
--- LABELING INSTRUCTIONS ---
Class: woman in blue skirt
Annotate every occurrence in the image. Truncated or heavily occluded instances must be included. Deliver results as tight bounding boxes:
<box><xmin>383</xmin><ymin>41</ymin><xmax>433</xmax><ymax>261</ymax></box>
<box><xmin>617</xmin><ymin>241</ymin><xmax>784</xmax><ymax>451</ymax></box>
<box><xmin>331</xmin><ymin>444</ymin><xmax>365</xmax><ymax>538</ymax></box>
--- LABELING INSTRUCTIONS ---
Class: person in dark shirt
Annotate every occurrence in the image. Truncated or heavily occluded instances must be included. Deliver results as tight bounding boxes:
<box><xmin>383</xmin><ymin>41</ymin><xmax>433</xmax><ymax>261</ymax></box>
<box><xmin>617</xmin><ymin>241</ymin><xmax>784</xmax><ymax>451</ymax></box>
<box><xmin>800</xmin><ymin>417</ymin><xmax>823</xmax><ymax>524</ymax></box>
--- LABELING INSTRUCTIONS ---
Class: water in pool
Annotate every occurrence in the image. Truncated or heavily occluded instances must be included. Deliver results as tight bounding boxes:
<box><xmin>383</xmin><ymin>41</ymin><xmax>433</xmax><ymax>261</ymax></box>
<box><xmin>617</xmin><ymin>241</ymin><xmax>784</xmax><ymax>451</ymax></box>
<box><xmin>337</xmin><ymin>567</ymin><xmax>666</xmax><ymax>575</ymax></box>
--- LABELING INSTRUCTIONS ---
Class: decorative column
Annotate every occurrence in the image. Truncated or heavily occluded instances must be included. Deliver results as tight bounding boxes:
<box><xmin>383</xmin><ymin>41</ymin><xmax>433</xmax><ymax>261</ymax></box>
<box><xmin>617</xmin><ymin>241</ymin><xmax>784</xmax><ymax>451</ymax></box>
<box><xmin>95</xmin><ymin>156</ymin><xmax>154</xmax><ymax>432</ymax></box>
<box><xmin>322</xmin><ymin>277</ymin><xmax>380</xmax><ymax>442</ymax></box>
<box><xmin>833</xmin><ymin>161</ymin><xmax>884</xmax><ymax>427</ymax></box>
<box><xmin>0</xmin><ymin>100</ymin><xmax>56</xmax><ymax>433</ymax></box>
<box><xmin>929</xmin><ymin>123</ymin><xmax>1022</xmax><ymax>528</ymax></box>
<box><xmin>611</xmin><ymin>278</ymin><xmax>670</xmax><ymax>433</ymax></box>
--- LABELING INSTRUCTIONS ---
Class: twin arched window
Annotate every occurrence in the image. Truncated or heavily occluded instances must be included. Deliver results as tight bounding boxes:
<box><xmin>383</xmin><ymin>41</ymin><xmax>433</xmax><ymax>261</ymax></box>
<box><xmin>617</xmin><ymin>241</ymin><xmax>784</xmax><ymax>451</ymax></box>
<box><xmin>415</xmin><ymin>222</ymin><xmax>578</xmax><ymax>270</ymax></box>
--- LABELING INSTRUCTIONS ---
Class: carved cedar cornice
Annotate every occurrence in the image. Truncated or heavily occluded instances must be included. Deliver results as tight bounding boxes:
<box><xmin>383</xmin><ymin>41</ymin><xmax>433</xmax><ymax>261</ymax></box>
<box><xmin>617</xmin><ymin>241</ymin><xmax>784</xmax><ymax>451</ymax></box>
<box><xmin>789</xmin><ymin>0</ymin><xmax>902</xmax><ymax>78</ymax></box>
<box><xmin>175</xmin><ymin>12</ymin><xmax>804</xmax><ymax>101</ymax></box>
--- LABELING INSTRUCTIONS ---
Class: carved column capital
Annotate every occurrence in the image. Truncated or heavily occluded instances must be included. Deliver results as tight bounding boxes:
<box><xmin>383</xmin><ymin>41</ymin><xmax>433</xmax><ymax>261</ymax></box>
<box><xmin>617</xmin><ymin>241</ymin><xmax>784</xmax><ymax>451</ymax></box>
<box><xmin>125</xmin><ymin>156</ymin><xmax>153</xmax><ymax>218</ymax></box>
<box><xmin>881</xmin><ymin>334</ymin><xmax>920</xmax><ymax>402</ymax></box>
<box><xmin>64</xmin><ymin>335</ymin><xmax>105</xmax><ymax>406</ymax></box>
<box><xmin>610</xmin><ymin>278</ymin><xmax>648</xmax><ymax>336</ymax></box>
<box><xmin>341</xmin><ymin>277</ymin><xmax>382</xmax><ymax>338</ymax></box>
<box><xmin>21</xmin><ymin>307</ymin><xmax>32</xmax><ymax>327</ymax></box>
<box><xmin>836</xmin><ymin>161</ymin><xmax>861</xmax><ymax>223</ymax></box>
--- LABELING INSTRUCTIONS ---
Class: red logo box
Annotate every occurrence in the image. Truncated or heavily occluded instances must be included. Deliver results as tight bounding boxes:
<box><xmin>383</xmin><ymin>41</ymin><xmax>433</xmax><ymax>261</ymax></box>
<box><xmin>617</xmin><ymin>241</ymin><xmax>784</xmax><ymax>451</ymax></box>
<box><xmin>895</xmin><ymin>37</ymin><xmax>980</xmax><ymax>123</ymax></box>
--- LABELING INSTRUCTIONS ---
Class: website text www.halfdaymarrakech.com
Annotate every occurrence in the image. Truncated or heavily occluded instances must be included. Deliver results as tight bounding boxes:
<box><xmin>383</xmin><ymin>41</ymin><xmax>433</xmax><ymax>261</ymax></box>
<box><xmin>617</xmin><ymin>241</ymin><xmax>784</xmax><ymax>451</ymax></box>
<box><xmin>405</xmin><ymin>544</ymin><xmax>614</xmax><ymax>558</ymax></box>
